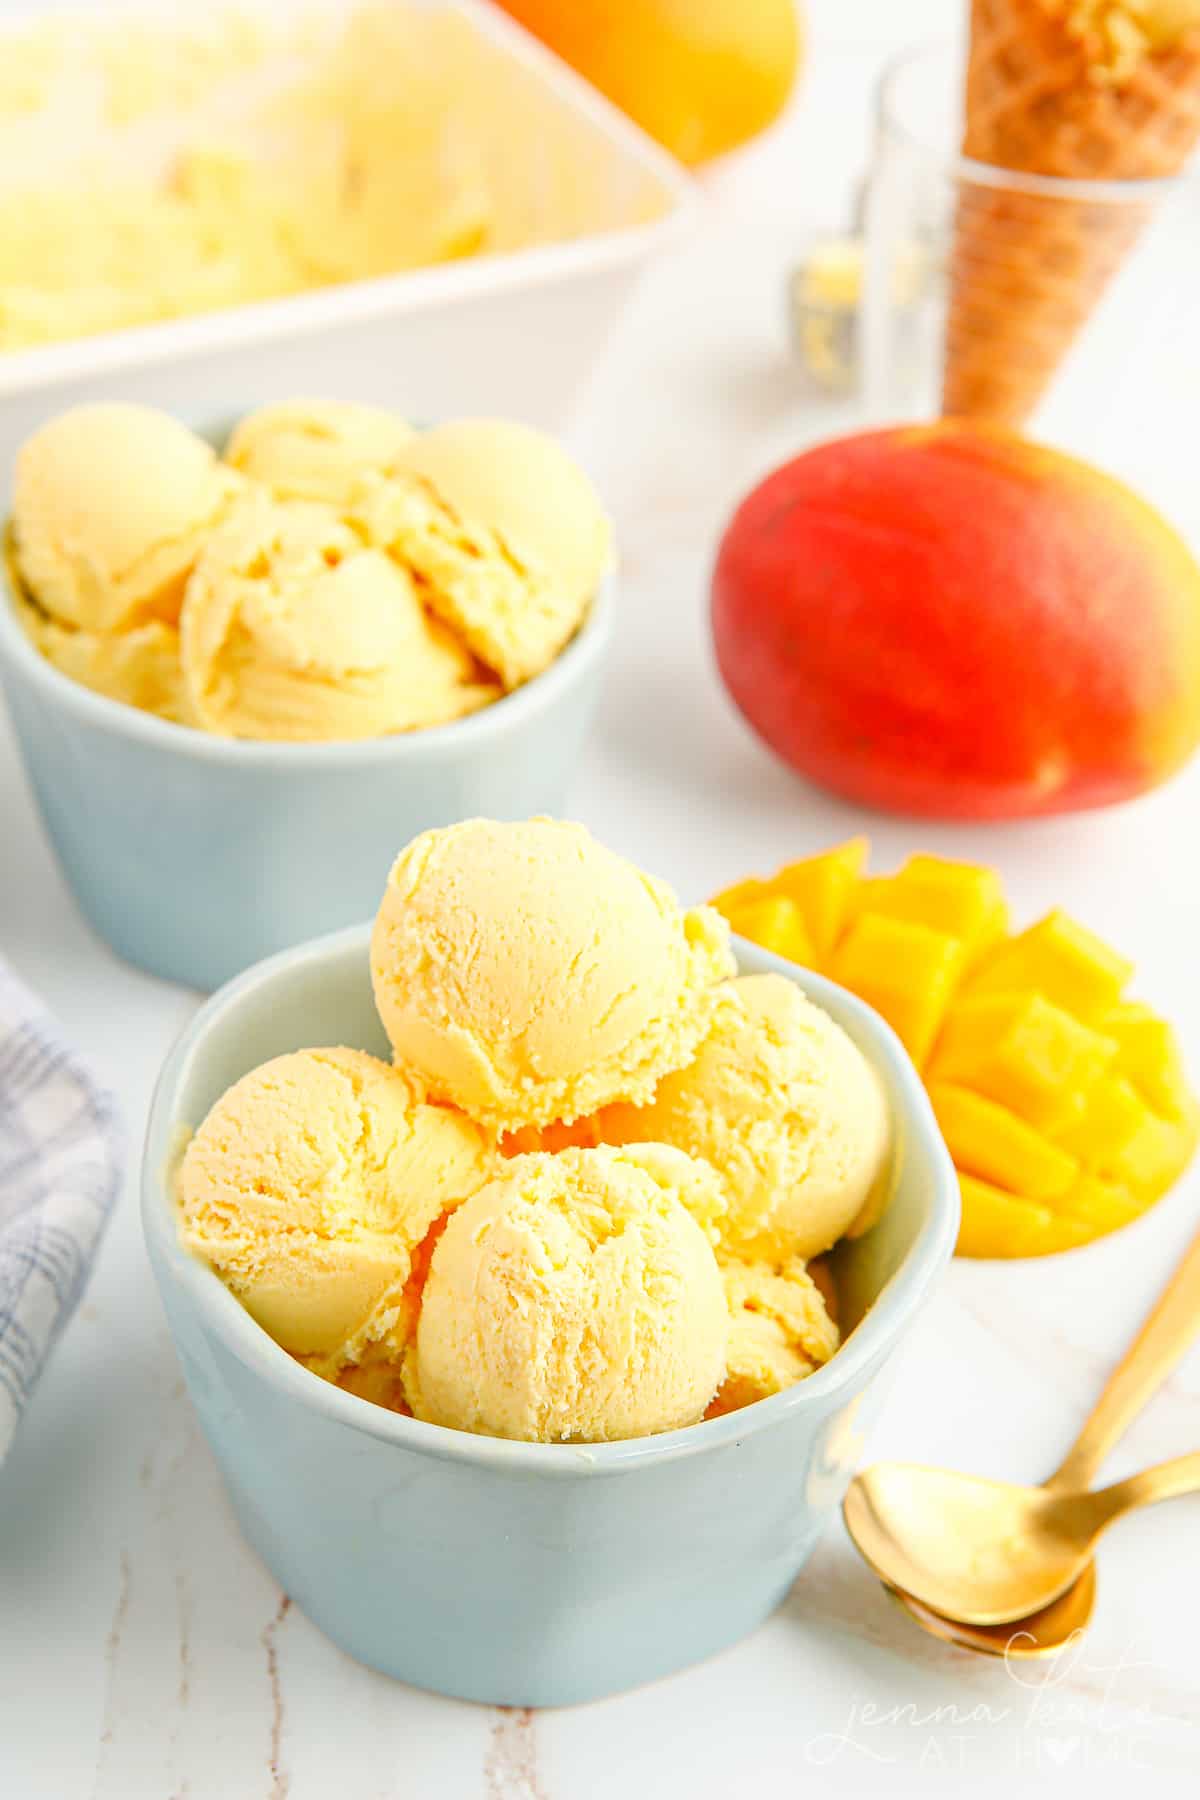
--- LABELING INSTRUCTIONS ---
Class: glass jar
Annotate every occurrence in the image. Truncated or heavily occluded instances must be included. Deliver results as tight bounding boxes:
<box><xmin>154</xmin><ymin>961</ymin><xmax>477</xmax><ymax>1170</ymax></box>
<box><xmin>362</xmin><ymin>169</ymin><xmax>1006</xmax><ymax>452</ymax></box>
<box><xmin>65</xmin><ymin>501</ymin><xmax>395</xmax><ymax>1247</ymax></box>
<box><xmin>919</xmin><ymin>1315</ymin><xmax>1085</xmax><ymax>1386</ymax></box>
<box><xmin>862</xmin><ymin>41</ymin><xmax>1200</xmax><ymax>532</ymax></box>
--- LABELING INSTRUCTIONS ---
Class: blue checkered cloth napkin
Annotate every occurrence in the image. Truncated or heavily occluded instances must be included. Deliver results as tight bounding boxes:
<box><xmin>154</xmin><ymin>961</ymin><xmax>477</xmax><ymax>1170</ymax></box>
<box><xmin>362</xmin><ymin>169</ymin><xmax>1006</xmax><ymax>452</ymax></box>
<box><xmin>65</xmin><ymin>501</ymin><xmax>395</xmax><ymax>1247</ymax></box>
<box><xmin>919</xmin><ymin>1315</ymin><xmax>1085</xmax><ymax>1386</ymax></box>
<box><xmin>0</xmin><ymin>956</ymin><xmax>123</xmax><ymax>1464</ymax></box>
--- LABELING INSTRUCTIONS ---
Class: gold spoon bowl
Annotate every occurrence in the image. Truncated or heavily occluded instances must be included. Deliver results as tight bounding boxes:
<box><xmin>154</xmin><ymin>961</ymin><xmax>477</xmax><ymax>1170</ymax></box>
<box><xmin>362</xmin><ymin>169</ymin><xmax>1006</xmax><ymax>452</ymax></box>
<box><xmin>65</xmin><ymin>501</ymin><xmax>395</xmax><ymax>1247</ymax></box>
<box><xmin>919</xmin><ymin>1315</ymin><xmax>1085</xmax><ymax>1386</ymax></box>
<box><xmin>844</xmin><ymin>1218</ymin><xmax>1200</xmax><ymax>1646</ymax></box>
<box><xmin>846</xmin><ymin>1453</ymin><xmax>1200</xmax><ymax>1626</ymax></box>
<box><xmin>888</xmin><ymin>1563</ymin><xmax>1097</xmax><ymax>1658</ymax></box>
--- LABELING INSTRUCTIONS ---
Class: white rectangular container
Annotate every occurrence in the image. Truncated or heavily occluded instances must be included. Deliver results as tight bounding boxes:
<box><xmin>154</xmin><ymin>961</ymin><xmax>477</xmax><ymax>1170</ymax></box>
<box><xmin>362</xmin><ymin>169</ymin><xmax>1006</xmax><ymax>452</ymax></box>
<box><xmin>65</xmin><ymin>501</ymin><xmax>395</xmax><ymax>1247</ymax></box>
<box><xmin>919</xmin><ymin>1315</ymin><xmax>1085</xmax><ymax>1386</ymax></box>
<box><xmin>0</xmin><ymin>1</ymin><xmax>697</xmax><ymax>480</ymax></box>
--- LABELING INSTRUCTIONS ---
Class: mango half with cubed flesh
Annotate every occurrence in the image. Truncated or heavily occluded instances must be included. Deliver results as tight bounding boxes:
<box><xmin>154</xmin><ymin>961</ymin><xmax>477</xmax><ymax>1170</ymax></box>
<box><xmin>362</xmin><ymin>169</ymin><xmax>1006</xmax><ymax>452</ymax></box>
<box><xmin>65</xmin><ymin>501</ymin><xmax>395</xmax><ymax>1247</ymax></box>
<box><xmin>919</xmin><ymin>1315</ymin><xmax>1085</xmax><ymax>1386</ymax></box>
<box><xmin>712</xmin><ymin>844</ymin><xmax>1197</xmax><ymax>1258</ymax></box>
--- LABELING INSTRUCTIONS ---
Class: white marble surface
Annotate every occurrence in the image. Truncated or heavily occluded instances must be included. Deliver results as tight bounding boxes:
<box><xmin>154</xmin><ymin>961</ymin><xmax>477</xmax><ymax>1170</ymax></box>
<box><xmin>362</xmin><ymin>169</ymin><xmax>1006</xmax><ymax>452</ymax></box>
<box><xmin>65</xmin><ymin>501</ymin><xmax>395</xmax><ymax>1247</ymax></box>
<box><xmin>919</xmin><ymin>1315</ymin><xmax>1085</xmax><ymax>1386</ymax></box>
<box><xmin>3</xmin><ymin>1</ymin><xmax>1200</xmax><ymax>1792</ymax></box>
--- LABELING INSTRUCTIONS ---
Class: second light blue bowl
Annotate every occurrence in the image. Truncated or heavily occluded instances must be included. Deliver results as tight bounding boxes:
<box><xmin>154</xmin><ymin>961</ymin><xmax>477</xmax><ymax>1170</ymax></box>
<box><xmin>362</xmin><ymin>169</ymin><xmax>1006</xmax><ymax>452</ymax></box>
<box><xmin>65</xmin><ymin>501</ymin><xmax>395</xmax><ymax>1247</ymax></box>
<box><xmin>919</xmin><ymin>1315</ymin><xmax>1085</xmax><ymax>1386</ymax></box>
<box><xmin>0</xmin><ymin>572</ymin><xmax>611</xmax><ymax>992</ymax></box>
<box><xmin>143</xmin><ymin>931</ymin><xmax>959</xmax><ymax>1706</ymax></box>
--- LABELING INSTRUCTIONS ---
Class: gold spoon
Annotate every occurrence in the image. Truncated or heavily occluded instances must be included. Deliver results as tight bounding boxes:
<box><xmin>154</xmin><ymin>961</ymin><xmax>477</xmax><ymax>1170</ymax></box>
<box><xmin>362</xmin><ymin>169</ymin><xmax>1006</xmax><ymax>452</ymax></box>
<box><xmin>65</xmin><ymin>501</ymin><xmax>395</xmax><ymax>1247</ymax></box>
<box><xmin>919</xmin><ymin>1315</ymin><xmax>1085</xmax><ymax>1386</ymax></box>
<box><xmin>888</xmin><ymin>1561</ymin><xmax>1097</xmax><ymax>1659</ymax></box>
<box><xmin>844</xmin><ymin>1216</ymin><xmax>1200</xmax><ymax>1629</ymax></box>
<box><xmin>848</xmin><ymin>1450</ymin><xmax>1200</xmax><ymax>1625</ymax></box>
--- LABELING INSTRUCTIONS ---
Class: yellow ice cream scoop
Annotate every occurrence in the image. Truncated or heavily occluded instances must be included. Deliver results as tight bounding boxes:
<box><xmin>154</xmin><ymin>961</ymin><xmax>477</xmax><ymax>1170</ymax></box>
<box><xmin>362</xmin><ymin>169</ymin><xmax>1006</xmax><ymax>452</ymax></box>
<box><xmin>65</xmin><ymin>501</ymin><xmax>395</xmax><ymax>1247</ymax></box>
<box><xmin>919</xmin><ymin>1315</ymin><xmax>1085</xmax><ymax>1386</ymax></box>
<box><xmin>177</xmin><ymin>1046</ymin><xmax>493</xmax><ymax>1370</ymax></box>
<box><xmin>404</xmin><ymin>1144</ymin><xmax>729</xmax><ymax>1442</ymax></box>
<box><xmin>370</xmin><ymin>817</ymin><xmax>735</xmax><ymax>1132</ymax></box>
<box><xmin>13</xmin><ymin>596</ymin><xmax>186</xmax><ymax>722</ymax></box>
<box><xmin>351</xmin><ymin>418</ymin><xmax>613</xmax><ymax>688</ymax></box>
<box><xmin>0</xmin><ymin>5</ymin><xmax>496</xmax><ymax>353</ymax></box>
<box><xmin>1130</xmin><ymin>0</ymin><xmax>1200</xmax><ymax>44</ymax></box>
<box><xmin>1062</xmin><ymin>1</ymin><xmax>1200</xmax><ymax>50</ymax></box>
<box><xmin>1052</xmin><ymin>0</ymin><xmax>1200</xmax><ymax>76</ymax></box>
<box><xmin>12</xmin><ymin>403</ymin><xmax>241</xmax><ymax>634</ymax></box>
<box><xmin>179</xmin><ymin>494</ymin><xmax>498</xmax><ymax>741</ymax></box>
<box><xmin>708</xmin><ymin>1255</ymin><xmax>840</xmax><ymax>1417</ymax></box>
<box><xmin>594</xmin><ymin>974</ymin><xmax>891</xmax><ymax>1261</ymax></box>
<box><xmin>224</xmin><ymin>399</ymin><xmax>416</xmax><ymax>506</ymax></box>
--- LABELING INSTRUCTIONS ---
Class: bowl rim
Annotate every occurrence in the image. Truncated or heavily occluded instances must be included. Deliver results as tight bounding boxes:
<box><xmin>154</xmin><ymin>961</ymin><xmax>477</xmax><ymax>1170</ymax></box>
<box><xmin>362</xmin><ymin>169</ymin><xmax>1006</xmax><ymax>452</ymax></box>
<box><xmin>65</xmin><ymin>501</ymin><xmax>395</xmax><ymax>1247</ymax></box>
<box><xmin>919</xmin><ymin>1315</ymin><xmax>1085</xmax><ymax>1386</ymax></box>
<box><xmin>0</xmin><ymin>562</ymin><xmax>614</xmax><ymax>767</ymax></box>
<box><xmin>142</xmin><ymin>924</ymin><xmax>960</xmax><ymax>1476</ymax></box>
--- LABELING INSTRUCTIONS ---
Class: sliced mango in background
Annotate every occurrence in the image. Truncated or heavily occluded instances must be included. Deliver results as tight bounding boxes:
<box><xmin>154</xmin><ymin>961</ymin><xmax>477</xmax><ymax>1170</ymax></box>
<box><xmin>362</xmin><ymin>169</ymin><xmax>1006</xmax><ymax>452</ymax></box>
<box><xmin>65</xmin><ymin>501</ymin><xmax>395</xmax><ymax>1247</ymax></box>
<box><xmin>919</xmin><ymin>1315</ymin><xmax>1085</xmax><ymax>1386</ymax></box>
<box><xmin>931</xmin><ymin>993</ymin><xmax>1117</xmax><ymax>1133</ymax></box>
<box><xmin>956</xmin><ymin>1176</ymin><xmax>1097</xmax><ymax>1258</ymax></box>
<box><xmin>710</xmin><ymin>876</ymin><xmax>768</xmax><ymax>921</ymax></box>
<box><xmin>955</xmin><ymin>1175</ymin><xmax>1055</xmax><ymax>1258</ymax></box>
<box><xmin>848</xmin><ymin>875</ymin><xmax>885</xmax><ymax>918</ymax></box>
<box><xmin>1055</xmin><ymin>1076</ymin><xmax>1198</xmax><ymax>1198</ymax></box>
<box><xmin>1054</xmin><ymin>1175</ymin><xmax>1149</xmax><ymax>1235</ymax></box>
<box><xmin>711</xmin><ymin>838</ymin><xmax>1197</xmax><ymax>1258</ymax></box>
<box><xmin>772</xmin><ymin>837</ymin><xmax>867</xmax><ymax>959</ymax></box>
<box><xmin>1101</xmin><ymin>1001</ymin><xmax>1194</xmax><ymax>1121</ymax></box>
<box><xmin>966</xmin><ymin>909</ymin><xmax>1133</xmax><ymax>1019</ymax></box>
<box><xmin>830</xmin><ymin>912</ymin><xmax>965</xmax><ymax>1067</ymax></box>
<box><xmin>855</xmin><ymin>854</ymin><xmax>1009</xmax><ymax>960</ymax></box>
<box><xmin>724</xmin><ymin>892</ymin><xmax>815</xmax><ymax>967</ymax></box>
<box><xmin>1053</xmin><ymin>1073</ymin><xmax>1151</xmax><ymax>1164</ymax></box>
<box><xmin>928</xmin><ymin>1081</ymin><xmax>1077</xmax><ymax>1200</ymax></box>
<box><xmin>1031</xmin><ymin>1215</ymin><xmax>1109</xmax><ymax>1256</ymax></box>
<box><xmin>1111</xmin><ymin>1107</ymin><xmax>1199</xmax><ymax>1200</ymax></box>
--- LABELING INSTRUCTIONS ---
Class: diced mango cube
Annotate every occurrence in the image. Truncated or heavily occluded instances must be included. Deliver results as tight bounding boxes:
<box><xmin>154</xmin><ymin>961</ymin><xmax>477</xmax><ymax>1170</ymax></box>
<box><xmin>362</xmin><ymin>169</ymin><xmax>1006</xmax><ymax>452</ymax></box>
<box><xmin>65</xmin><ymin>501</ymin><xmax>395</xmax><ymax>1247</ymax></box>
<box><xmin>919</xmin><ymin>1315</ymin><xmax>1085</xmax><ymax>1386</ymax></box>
<box><xmin>710</xmin><ymin>877</ymin><xmax>768</xmax><ymax>923</ymax></box>
<box><xmin>1113</xmin><ymin>1108</ymin><xmax>1198</xmax><ymax>1200</ymax></box>
<box><xmin>1053</xmin><ymin>1074</ymin><xmax>1151</xmax><ymax>1163</ymax></box>
<box><xmin>930</xmin><ymin>993</ymin><xmax>1117</xmax><ymax>1132</ymax></box>
<box><xmin>966</xmin><ymin>910</ymin><xmax>1133</xmax><ymax>1020</ymax></box>
<box><xmin>772</xmin><ymin>837</ymin><xmax>869</xmax><ymax>959</ymax></box>
<box><xmin>848</xmin><ymin>876</ymin><xmax>886</xmax><ymax>918</ymax></box>
<box><xmin>708</xmin><ymin>838</ymin><xmax>1192</xmax><ymax>1260</ymax></box>
<box><xmin>957</xmin><ymin>1176</ymin><xmax>1099</xmax><ymax>1257</ymax></box>
<box><xmin>1055</xmin><ymin>1075</ymin><xmax>1198</xmax><ymax>1197</ymax></box>
<box><xmin>829</xmin><ymin>913</ymin><xmax>965</xmax><ymax>1067</ymax></box>
<box><xmin>1034</xmin><ymin>1215</ymin><xmax>1110</xmax><ymax>1256</ymax></box>
<box><xmin>856</xmin><ymin>855</ymin><xmax>1009</xmax><ymax>960</ymax></box>
<box><xmin>726</xmin><ymin>893</ymin><xmax>816</xmax><ymax>967</ymax></box>
<box><xmin>956</xmin><ymin>1175</ymin><xmax>1056</xmax><ymax>1258</ymax></box>
<box><xmin>1054</xmin><ymin>1175</ymin><xmax>1148</xmax><ymax>1235</ymax></box>
<box><xmin>928</xmin><ymin>1081</ymin><xmax>1077</xmax><ymax>1200</ymax></box>
<box><xmin>1101</xmin><ymin>1002</ymin><xmax>1195</xmax><ymax>1122</ymax></box>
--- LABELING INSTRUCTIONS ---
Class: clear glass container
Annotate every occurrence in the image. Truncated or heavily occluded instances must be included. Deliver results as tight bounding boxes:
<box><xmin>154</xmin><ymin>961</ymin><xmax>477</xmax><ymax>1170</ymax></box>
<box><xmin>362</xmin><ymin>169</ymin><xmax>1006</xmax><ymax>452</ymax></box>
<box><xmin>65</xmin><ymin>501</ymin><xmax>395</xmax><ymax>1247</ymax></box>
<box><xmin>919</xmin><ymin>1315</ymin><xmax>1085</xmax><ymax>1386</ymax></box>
<box><xmin>862</xmin><ymin>42</ymin><xmax>1200</xmax><ymax>534</ymax></box>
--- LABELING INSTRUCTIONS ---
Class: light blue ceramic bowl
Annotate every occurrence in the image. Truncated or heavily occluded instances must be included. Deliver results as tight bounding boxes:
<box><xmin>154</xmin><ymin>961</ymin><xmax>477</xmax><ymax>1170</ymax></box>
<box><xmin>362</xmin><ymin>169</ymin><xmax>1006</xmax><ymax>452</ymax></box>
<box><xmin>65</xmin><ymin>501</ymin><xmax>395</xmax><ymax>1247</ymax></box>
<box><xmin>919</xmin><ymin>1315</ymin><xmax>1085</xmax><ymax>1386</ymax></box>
<box><xmin>143</xmin><ymin>930</ymin><xmax>958</xmax><ymax>1706</ymax></box>
<box><xmin>0</xmin><ymin>559</ymin><xmax>611</xmax><ymax>992</ymax></box>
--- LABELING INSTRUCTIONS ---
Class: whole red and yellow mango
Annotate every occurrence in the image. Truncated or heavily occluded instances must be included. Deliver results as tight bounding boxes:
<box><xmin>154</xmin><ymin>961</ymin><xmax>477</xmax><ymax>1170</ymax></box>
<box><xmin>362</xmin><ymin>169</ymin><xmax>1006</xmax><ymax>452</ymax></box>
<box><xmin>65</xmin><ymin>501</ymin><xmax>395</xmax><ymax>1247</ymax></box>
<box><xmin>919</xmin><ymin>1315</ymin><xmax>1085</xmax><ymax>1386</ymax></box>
<box><xmin>711</xmin><ymin>422</ymin><xmax>1200</xmax><ymax>819</ymax></box>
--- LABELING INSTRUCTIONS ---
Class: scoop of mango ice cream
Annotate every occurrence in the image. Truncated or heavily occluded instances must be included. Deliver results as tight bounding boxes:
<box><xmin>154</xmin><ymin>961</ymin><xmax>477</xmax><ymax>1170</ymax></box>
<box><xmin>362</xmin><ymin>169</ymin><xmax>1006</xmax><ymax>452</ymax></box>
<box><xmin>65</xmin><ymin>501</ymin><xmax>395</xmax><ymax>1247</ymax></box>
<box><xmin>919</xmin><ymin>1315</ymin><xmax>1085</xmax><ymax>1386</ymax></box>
<box><xmin>350</xmin><ymin>419</ymin><xmax>612</xmax><ymax>688</ymax></box>
<box><xmin>12</xmin><ymin>595</ymin><xmax>186</xmax><ymax>721</ymax></box>
<box><xmin>595</xmin><ymin>974</ymin><xmax>891</xmax><ymax>1261</ymax></box>
<box><xmin>404</xmin><ymin>1144</ymin><xmax>728</xmax><ymax>1442</ymax></box>
<box><xmin>707</xmin><ymin>1257</ymin><xmax>840</xmax><ymax>1417</ymax></box>
<box><xmin>224</xmin><ymin>400</ymin><xmax>416</xmax><ymax>506</ymax></box>
<box><xmin>177</xmin><ymin>1046</ymin><xmax>493</xmax><ymax>1372</ymax></box>
<box><xmin>1053</xmin><ymin>0</ymin><xmax>1200</xmax><ymax>74</ymax></box>
<box><xmin>1126</xmin><ymin>0</ymin><xmax>1200</xmax><ymax>39</ymax></box>
<box><xmin>179</xmin><ymin>494</ymin><xmax>499</xmax><ymax>741</ymax></box>
<box><xmin>370</xmin><ymin>818</ymin><xmax>735</xmax><ymax>1132</ymax></box>
<box><xmin>12</xmin><ymin>404</ymin><xmax>240</xmax><ymax>635</ymax></box>
<box><xmin>335</xmin><ymin>1355</ymin><xmax>413</xmax><ymax>1413</ymax></box>
<box><xmin>0</xmin><ymin>7</ymin><xmax>495</xmax><ymax>353</ymax></box>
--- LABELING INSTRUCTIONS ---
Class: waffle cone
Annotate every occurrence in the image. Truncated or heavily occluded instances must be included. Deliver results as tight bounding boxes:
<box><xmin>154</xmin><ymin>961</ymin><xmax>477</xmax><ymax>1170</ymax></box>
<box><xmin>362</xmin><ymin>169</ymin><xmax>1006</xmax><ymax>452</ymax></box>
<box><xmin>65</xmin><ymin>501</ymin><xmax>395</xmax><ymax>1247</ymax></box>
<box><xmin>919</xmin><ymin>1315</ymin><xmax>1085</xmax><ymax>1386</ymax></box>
<box><xmin>942</xmin><ymin>0</ymin><xmax>1200</xmax><ymax>425</ymax></box>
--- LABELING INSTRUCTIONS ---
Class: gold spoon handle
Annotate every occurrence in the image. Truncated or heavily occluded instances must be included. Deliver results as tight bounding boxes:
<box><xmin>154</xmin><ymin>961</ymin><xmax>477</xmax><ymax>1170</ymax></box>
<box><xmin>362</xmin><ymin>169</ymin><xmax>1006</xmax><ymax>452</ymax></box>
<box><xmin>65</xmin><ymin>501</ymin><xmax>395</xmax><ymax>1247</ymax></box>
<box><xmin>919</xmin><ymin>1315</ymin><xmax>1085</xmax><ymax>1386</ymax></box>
<box><xmin>1051</xmin><ymin>1215</ymin><xmax>1200</xmax><ymax>1492</ymax></box>
<box><xmin>1081</xmin><ymin>1450</ymin><xmax>1200</xmax><ymax>1534</ymax></box>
